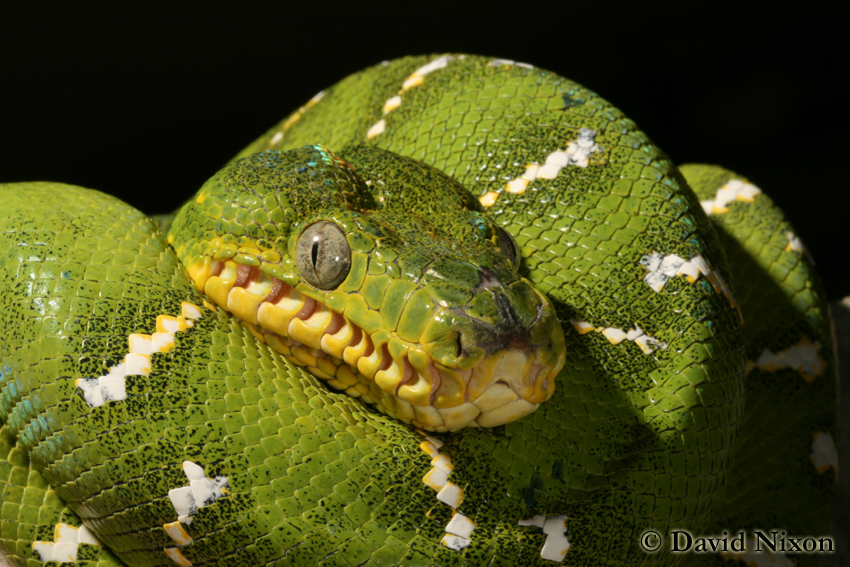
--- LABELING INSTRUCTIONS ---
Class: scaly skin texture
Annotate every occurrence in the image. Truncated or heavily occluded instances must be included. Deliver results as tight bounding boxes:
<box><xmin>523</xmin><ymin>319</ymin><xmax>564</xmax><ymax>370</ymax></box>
<box><xmin>168</xmin><ymin>144</ymin><xmax>565</xmax><ymax>432</ymax></box>
<box><xmin>0</xmin><ymin>55</ymin><xmax>837</xmax><ymax>567</ymax></box>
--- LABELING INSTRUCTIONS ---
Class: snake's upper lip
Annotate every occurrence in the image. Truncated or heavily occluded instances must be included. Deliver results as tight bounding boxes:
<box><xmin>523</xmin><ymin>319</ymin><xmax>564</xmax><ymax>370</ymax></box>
<box><xmin>190</xmin><ymin>258</ymin><xmax>565</xmax><ymax>431</ymax></box>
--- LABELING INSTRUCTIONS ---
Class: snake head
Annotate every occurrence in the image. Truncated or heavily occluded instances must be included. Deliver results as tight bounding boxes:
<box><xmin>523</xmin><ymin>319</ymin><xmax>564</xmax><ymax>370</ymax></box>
<box><xmin>169</xmin><ymin>145</ymin><xmax>565</xmax><ymax>431</ymax></box>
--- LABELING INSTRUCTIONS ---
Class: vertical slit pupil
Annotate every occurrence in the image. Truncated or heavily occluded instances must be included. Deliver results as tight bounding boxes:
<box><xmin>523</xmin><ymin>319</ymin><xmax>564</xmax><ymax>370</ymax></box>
<box><xmin>311</xmin><ymin>238</ymin><xmax>319</xmax><ymax>268</ymax></box>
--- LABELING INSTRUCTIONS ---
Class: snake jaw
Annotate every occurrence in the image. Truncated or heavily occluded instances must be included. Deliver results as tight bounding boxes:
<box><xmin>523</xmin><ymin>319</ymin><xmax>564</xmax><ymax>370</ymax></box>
<box><xmin>192</xmin><ymin>257</ymin><xmax>564</xmax><ymax>431</ymax></box>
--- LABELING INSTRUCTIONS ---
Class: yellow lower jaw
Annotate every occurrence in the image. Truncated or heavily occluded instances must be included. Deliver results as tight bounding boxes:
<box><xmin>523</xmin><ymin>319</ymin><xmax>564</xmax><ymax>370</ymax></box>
<box><xmin>195</xmin><ymin>259</ymin><xmax>560</xmax><ymax>431</ymax></box>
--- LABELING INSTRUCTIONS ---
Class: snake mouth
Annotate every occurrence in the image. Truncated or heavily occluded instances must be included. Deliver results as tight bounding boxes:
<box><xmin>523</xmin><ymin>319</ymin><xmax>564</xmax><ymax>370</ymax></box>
<box><xmin>190</xmin><ymin>258</ymin><xmax>565</xmax><ymax>432</ymax></box>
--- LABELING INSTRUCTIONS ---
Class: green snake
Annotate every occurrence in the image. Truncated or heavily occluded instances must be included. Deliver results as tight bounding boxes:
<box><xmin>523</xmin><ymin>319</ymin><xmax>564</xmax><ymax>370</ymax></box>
<box><xmin>0</xmin><ymin>55</ymin><xmax>838</xmax><ymax>567</ymax></box>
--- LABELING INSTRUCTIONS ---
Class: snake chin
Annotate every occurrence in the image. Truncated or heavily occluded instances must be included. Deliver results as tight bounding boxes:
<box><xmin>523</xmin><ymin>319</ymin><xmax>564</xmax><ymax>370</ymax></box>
<box><xmin>192</xmin><ymin>259</ymin><xmax>565</xmax><ymax>432</ymax></box>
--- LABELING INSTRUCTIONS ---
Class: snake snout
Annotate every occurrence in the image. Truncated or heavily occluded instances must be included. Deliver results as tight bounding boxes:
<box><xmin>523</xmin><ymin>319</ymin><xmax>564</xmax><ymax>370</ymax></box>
<box><xmin>448</xmin><ymin>282</ymin><xmax>565</xmax><ymax>428</ymax></box>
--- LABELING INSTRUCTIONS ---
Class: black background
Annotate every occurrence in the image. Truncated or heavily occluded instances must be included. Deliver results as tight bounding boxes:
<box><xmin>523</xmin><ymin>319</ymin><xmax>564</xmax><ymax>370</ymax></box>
<box><xmin>1</xmin><ymin>4</ymin><xmax>846</xmax><ymax>300</ymax></box>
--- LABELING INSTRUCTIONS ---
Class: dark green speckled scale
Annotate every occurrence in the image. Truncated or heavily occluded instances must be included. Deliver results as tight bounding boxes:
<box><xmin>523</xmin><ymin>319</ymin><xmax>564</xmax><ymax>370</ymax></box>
<box><xmin>0</xmin><ymin>55</ymin><xmax>837</xmax><ymax>567</ymax></box>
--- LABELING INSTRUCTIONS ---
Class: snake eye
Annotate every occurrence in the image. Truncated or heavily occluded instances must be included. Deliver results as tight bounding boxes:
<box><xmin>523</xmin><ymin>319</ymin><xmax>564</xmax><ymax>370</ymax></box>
<box><xmin>296</xmin><ymin>222</ymin><xmax>351</xmax><ymax>289</ymax></box>
<box><xmin>495</xmin><ymin>226</ymin><xmax>521</xmax><ymax>267</ymax></box>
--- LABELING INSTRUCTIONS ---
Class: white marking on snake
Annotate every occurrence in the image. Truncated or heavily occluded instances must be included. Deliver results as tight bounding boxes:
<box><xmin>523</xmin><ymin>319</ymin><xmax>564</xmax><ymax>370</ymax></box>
<box><xmin>498</xmin><ymin>128</ymin><xmax>600</xmax><ymax>201</ymax></box>
<box><xmin>700</xmin><ymin>179</ymin><xmax>761</xmax><ymax>215</ymax></box>
<box><xmin>167</xmin><ymin>461</ymin><xmax>229</xmax><ymax>519</ymax></box>
<box><xmin>417</xmin><ymin>434</ymin><xmax>473</xmax><ymax>550</ymax></box>
<box><xmin>489</xmin><ymin>58</ymin><xmax>534</xmax><ymax>68</ymax></box>
<box><xmin>445</xmin><ymin>512</ymin><xmax>476</xmax><ymax>538</ymax></box>
<box><xmin>640</xmin><ymin>253</ymin><xmax>708</xmax><ymax>292</ymax></box>
<box><xmin>518</xmin><ymin>515</ymin><xmax>571</xmax><ymax>562</ymax></box>
<box><xmin>719</xmin><ymin>537</ymin><xmax>794</xmax><ymax>567</ymax></box>
<box><xmin>570</xmin><ymin>320</ymin><xmax>667</xmax><ymax>354</ymax></box>
<box><xmin>479</xmin><ymin>191</ymin><xmax>499</xmax><ymax>207</ymax></box>
<box><xmin>785</xmin><ymin>231</ymin><xmax>805</xmax><ymax>253</ymax></box>
<box><xmin>367</xmin><ymin>55</ymin><xmax>455</xmax><ymax>139</ymax></box>
<box><xmin>268</xmin><ymin>90</ymin><xmax>325</xmax><ymax>146</ymax></box>
<box><xmin>811</xmin><ymin>432</ymin><xmax>839</xmax><ymax>478</ymax></box>
<box><xmin>441</xmin><ymin>534</ymin><xmax>470</xmax><ymax>551</ymax></box>
<box><xmin>366</xmin><ymin>118</ymin><xmax>386</xmax><ymax>139</ymax></box>
<box><xmin>383</xmin><ymin>95</ymin><xmax>402</xmax><ymax>113</ymax></box>
<box><xmin>32</xmin><ymin>523</ymin><xmax>101</xmax><ymax>563</ymax></box>
<box><xmin>164</xmin><ymin>547</ymin><xmax>193</xmax><ymax>566</ymax></box>
<box><xmin>640</xmin><ymin>253</ymin><xmax>740</xmax><ymax>316</ymax></box>
<box><xmin>437</xmin><ymin>482</ymin><xmax>465</xmax><ymax>508</ymax></box>
<box><xmin>403</xmin><ymin>55</ymin><xmax>453</xmax><ymax>89</ymax></box>
<box><xmin>76</xmin><ymin>303</ymin><xmax>203</xmax><ymax>408</ymax></box>
<box><xmin>442</xmin><ymin>512</ymin><xmax>476</xmax><ymax>550</ymax></box>
<box><xmin>163</xmin><ymin>462</ymin><xmax>229</xmax><ymax>562</ymax></box>
<box><xmin>748</xmin><ymin>337</ymin><xmax>826</xmax><ymax>381</ymax></box>
<box><xmin>164</xmin><ymin>521</ymin><xmax>193</xmax><ymax>546</ymax></box>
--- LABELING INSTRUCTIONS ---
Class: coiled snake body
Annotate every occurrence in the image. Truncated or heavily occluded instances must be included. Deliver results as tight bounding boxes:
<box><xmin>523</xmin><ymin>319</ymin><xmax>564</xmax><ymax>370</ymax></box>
<box><xmin>0</xmin><ymin>55</ymin><xmax>838</xmax><ymax>567</ymax></box>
